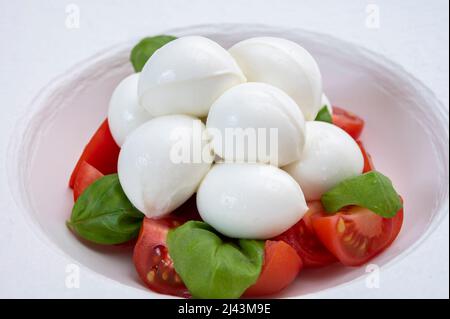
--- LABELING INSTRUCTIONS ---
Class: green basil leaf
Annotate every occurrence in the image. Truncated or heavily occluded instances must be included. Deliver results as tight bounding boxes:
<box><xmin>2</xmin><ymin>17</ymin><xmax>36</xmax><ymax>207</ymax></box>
<box><xmin>67</xmin><ymin>174</ymin><xmax>144</xmax><ymax>244</ymax></box>
<box><xmin>321</xmin><ymin>171</ymin><xmax>403</xmax><ymax>218</ymax></box>
<box><xmin>315</xmin><ymin>105</ymin><xmax>333</xmax><ymax>123</ymax></box>
<box><xmin>130</xmin><ymin>35</ymin><xmax>177</xmax><ymax>72</ymax></box>
<box><xmin>167</xmin><ymin>221</ymin><xmax>264</xmax><ymax>299</ymax></box>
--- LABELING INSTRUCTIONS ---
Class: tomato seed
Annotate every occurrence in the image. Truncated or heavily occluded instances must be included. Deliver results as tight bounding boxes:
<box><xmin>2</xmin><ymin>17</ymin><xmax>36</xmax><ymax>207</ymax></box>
<box><xmin>337</xmin><ymin>218</ymin><xmax>346</xmax><ymax>233</ymax></box>
<box><xmin>146</xmin><ymin>270</ymin><xmax>155</xmax><ymax>282</ymax></box>
<box><xmin>343</xmin><ymin>233</ymin><xmax>353</xmax><ymax>242</ymax></box>
<box><xmin>360</xmin><ymin>238</ymin><xmax>368</xmax><ymax>251</ymax></box>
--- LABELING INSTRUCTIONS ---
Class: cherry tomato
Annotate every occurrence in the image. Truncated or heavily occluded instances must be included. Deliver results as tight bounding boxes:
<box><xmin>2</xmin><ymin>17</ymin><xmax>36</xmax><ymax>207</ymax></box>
<box><xmin>275</xmin><ymin>201</ymin><xmax>337</xmax><ymax>268</ymax></box>
<box><xmin>244</xmin><ymin>240</ymin><xmax>302</xmax><ymax>297</ymax></box>
<box><xmin>69</xmin><ymin>119</ymin><xmax>120</xmax><ymax>188</ymax></box>
<box><xmin>312</xmin><ymin>206</ymin><xmax>404</xmax><ymax>267</ymax></box>
<box><xmin>133</xmin><ymin>217</ymin><xmax>190</xmax><ymax>298</ymax></box>
<box><xmin>133</xmin><ymin>196</ymin><xmax>201</xmax><ymax>297</ymax></box>
<box><xmin>332</xmin><ymin>106</ymin><xmax>365</xmax><ymax>139</ymax></box>
<box><xmin>356</xmin><ymin>140</ymin><xmax>375</xmax><ymax>172</ymax></box>
<box><xmin>73</xmin><ymin>161</ymin><xmax>104</xmax><ymax>201</ymax></box>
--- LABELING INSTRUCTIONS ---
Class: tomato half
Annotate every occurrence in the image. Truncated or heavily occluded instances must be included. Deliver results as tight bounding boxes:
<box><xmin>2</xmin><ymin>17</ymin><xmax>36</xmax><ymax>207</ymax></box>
<box><xmin>312</xmin><ymin>206</ymin><xmax>404</xmax><ymax>267</ymax></box>
<box><xmin>133</xmin><ymin>196</ymin><xmax>201</xmax><ymax>297</ymax></box>
<box><xmin>69</xmin><ymin>119</ymin><xmax>120</xmax><ymax>188</ymax></box>
<box><xmin>244</xmin><ymin>240</ymin><xmax>302</xmax><ymax>297</ymax></box>
<box><xmin>133</xmin><ymin>217</ymin><xmax>190</xmax><ymax>298</ymax></box>
<box><xmin>73</xmin><ymin>161</ymin><xmax>104</xmax><ymax>201</ymax></box>
<box><xmin>275</xmin><ymin>201</ymin><xmax>337</xmax><ymax>268</ymax></box>
<box><xmin>356</xmin><ymin>140</ymin><xmax>375</xmax><ymax>173</ymax></box>
<box><xmin>332</xmin><ymin>106</ymin><xmax>365</xmax><ymax>139</ymax></box>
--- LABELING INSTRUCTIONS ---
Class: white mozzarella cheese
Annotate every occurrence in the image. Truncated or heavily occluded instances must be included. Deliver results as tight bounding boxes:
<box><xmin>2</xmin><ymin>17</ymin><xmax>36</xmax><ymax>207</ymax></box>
<box><xmin>108</xmin><ymin>73</ymin><xmax>153</xmax><ymax>146</ymax></box>
<box><xmin>229</xmin><ymin>37</ymin><xmax>322</xmax><ymax>120</ymax></box>
<box><xmin>196</xmin><ymin>163</ymin><xmax>308</xmax><ymax>239</ymax></box>
<box><xmin>283</xmin><ymin>121</ymin><xmax>364</xmax><ymax>200</ymax></box>
<box><xmin>118</xmin><ymin>115</ymin><xmax>212</xmax><ymax>217</ymax></box>
<box><xmin>206</xmin><ymin>82</ymin><xmax>306</xmax><ymax>167</ymax></box>
<box><xmin>138</xmin><ymin>36</ymin><xmax>246</xmax><ymax>117</ymax></box>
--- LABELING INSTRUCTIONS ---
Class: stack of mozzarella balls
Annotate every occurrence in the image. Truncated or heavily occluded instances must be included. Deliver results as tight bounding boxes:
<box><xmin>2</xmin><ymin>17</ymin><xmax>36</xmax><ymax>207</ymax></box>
<box><xmin>109</xmin><ymin>36</ymin><xmax>364</xmax><ymax>240</ymax></box>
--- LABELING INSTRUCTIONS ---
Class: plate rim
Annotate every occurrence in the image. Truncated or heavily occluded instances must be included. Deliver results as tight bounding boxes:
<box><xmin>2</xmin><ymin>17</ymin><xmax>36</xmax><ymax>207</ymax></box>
<box><xmin>6</xmin><ymin>23</ymin><xmax>449</xmax><ymax>298</ymax></box>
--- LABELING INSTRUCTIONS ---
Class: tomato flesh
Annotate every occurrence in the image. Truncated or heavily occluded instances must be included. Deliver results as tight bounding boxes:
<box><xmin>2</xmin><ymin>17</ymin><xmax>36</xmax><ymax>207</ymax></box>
<box><xmin>356</xmin><ymin>140</ymin><xmax>375</xmax><ymax>172</ymax></box>
<box><xmin>73</xmin><ymin>161</ymin><xmax>104</xmax><ymax>201</ymax></box>
<box><xmin>69</xmin><ymin>119</ymin><xmax>120</xmax><ymax>188</ymax></box>
<box><xmin>133</xmin><ymin>196</ymin><xmax>201</xmax><ymax>297</ymax></box>
<box><xmin>312</xmin><ymin>206</ymin><xmax>404</xmax><ymax>266</ymax></box>
<box><xmin>133</xmin><ymin>217</ymin><xmax>190</xmax><ymax>298</ymax></box>
<box><xmin>275</xmin><ymin>201</ymin><xmax>337</xmax><ymax>268</ymax></box>
<box><xmin>332</xmin><ymin>106</ymin><xmax>365</xmax><ymax>139</ymax></box>
<box><xmin>244</xmin><ymin>240</ymin><xmax>302</xmax><ymax>297</ymax></box>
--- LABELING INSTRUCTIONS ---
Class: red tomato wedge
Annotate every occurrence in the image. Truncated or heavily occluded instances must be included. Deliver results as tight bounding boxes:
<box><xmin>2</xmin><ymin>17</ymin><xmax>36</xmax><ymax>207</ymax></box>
<box><xmin>244</xmin><ymin>240</ymin><xmax>302</xmax><ymax>297</ymax></box>
<box><xmin>275</xmin><ymin>201</ymin><xmax>337</xmax><ymax>268</ymax></box>
<box><xmin>133</xmin><ymin>217</ymin><xmax>190</xmax><ymax>298</ymax></box>
<box><xmin>69</xmin><ymin>119</ymin><xmax>120</xmax><ymax>188</ymax></box>
<box><xmin>356</xmin><ymin>140</ymin><xmax>375</xmax><ymax>172</ymax></box>
<box><xmin>312</xmin><ymin>206</ymin><xmax>404</xmax><ymax>267</ymax></box>
<box><xmin>332</xmin><ymin>106</ymin><xmax>365</xmax><ymax>139</ymax></box>
<box><xmin>133</xmin><ymin>196</ymin><xmax>201</xmax><ymax>298</ymax></box>
<box><xmin>73</xmin><ymin>161</ymin><xmax>104</xmax><ymax>201</ymax></box>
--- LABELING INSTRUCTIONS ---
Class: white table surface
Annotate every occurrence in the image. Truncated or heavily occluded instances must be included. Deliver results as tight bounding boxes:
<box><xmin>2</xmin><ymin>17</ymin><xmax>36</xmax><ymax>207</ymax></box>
<box><xmin>0</xmin><ymin>0</ymin><xmax>448</xmax><ymax>298</ymax></box>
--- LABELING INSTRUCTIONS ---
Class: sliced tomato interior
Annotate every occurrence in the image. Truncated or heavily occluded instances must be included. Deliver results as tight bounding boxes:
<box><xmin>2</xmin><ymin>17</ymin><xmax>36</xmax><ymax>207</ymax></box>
<box><xmin>133</xmin><ymin>195</ymin><xmax>201</xmax><ymax>298</ymax></box>
<box><xmin>73</xmin><ymin>161</ymin><xmax>104</xmax><ymax>201</ymax></box>
<box><xmin>275</xmin><ymin>201</ymin><xmax>337</xmax><ymax>268</ymax></box>
<box><xmin>133</xmin><ymin>217</ymin><xmax>190</xmax><ymax>298</ymax></box>
<box><xmin>244</xmin><ymin>240</ymin><xmax>302</xmax><ymax>297</ymax></box>
<box><xmin>69</xmin><ymin>119</ymin><xmax>120</xmax><ymax>188</ymax></box>
<box><xmin>332</xmin><ymin>106</ymin><xmax>365</xmax><ymax>139</ymax></box>
<box><xmin>312</xmin><ymin>206</ymin><xmax>404</xmax><ymax>266</ymax></box>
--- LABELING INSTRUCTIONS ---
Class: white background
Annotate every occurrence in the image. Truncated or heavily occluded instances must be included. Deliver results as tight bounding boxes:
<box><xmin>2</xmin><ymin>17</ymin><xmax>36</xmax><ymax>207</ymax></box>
<box><xmin>0</xmin><ymin>0</ymin><xmax>448</xmax><ymax>298</ymax></box>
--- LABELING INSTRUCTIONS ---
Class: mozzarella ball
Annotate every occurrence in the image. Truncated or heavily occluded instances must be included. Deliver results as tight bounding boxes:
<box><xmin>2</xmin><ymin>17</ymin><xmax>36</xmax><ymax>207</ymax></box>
<box><xmin>197</xmin><ymin>163</ymin><xmax>308</xmax><ymax>239</ymax></box>
<box><xmin>229</xmin><ymin>37</ymin><xmax>322</xmax><ymax>120</ymax></box>
<box><xmin>322</xmin><ymin>93</ymin><xmax>333</xmax><ymax>114</ymax></box>
<box><xmin>118</xmin><ymin>115</ymin><xmax>212</xmax><ymax>217</ymax></box>
<box><xmin>138</xmin><ymin>36</ymin><xmax>246</xmax><ymax>117</ymax></box>
<box><xmin>206</xmin><ymin>82</ymin><xmax>306</xmax><ymax>167</ymax></box>
<box><xmin>108</xmin><ymin>73</ymin><xmax>153</xmax><ymax>146</ymax></box>
<box><xmin>283</xmin><ymin>121</ymin><xmax>364</xmax><ymax>200</ymax></box>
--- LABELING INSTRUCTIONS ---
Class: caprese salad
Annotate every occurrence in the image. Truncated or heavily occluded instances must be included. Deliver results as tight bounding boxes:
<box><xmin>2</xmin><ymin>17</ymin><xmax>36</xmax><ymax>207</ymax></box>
<box><xmin>66</xmin><ymin>35</ymin><xmax>404</xmax><ymax>299</ymax></box>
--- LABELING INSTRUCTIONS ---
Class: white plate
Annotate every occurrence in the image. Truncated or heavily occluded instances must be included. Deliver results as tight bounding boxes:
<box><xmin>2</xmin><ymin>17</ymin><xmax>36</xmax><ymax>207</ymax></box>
<box><xmin>7</xmin><ymin>24</ymin><xmax>449</xmax><ymax>298</ymax></box>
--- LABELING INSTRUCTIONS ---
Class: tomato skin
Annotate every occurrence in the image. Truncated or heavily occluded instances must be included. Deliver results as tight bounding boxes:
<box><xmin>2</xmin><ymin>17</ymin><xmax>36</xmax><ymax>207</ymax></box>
<box><xmin>133</xmin><ymin>217</ymin><xmax>190</xmax><ymax>298</ymax></box>
<box><xmin>356</xmin><ymin>140</ymin><xmax>375</xmax><ymax>172</ymax></box>
<box><xmin>244</xmin><ymin>240</ymin><xmax>302</xmax><ymax>297</ymax></box>
<box><xmin>312</xmin><ymin>206</ymin><xmax>404</xmax><ymax>267</ymax></box>
<box><xmin>332</xmin><ymin>107</ymin><xmax>365</xmax><ymax>139</ymax></box>
<box><xmin>133</xmin><ymin>196</ymin><xmax>201</xmax><ymax>298</ymax></box>
<box><xmin>73</xmin><ymin>161</ymin><xmax>104</xmax><ymax>201</ymax></box>
<box><xmin>69</xmin><ymin>119</ymin><xmax>120</xmax><ymax>188</ymax></box>
<box><xmin>275</xmin><ymin>201</ymin><xmax>337</xmax><ymax>268</ymax></box>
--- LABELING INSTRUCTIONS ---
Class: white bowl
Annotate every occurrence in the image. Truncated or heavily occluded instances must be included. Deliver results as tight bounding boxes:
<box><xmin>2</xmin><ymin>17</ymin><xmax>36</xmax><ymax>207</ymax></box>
<box><xmin>7</xmin><ymin>24</ymin><xmax>449</xmax><ymax>298</ymax></box>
